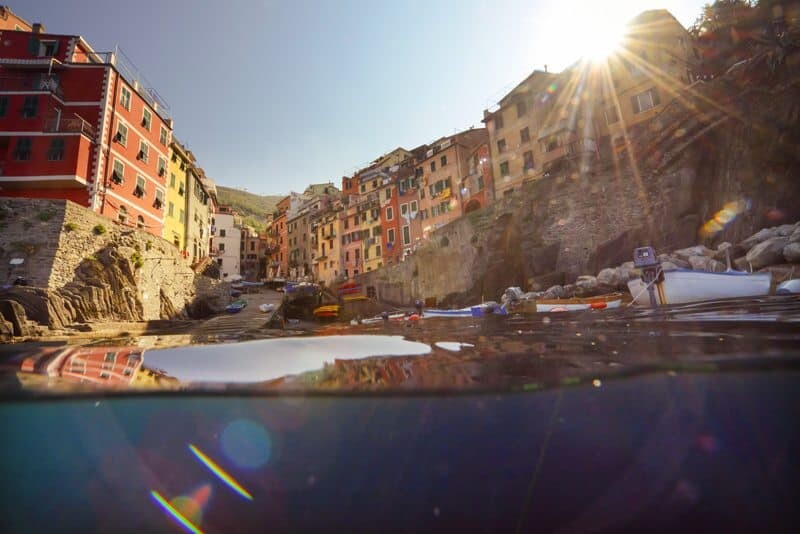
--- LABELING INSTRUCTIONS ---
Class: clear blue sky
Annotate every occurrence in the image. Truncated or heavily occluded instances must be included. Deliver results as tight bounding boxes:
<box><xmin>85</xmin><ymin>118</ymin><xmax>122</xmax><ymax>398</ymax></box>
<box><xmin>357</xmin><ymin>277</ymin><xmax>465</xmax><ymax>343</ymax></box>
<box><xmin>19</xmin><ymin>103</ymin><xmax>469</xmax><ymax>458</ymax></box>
<box><xmin>21</xmin><ymin>0</ymin><xmax>706</xmax><ymax>196</ymax></box>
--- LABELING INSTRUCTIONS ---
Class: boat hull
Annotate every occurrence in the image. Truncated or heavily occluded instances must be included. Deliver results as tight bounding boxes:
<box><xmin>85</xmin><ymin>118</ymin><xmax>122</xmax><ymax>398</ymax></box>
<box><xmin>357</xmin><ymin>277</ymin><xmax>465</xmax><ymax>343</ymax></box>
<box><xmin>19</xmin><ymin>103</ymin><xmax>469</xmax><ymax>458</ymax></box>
<box><xmin>627</xmin><ymin>269</ymin><xmax>771</xmax><ymax>306</ymax></box>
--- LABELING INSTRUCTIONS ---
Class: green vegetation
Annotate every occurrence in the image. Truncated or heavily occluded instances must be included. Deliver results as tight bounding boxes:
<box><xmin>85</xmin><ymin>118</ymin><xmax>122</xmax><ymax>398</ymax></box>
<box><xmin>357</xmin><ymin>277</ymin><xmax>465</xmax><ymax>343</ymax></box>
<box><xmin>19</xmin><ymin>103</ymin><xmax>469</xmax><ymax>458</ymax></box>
<box><xmin>85</xmin><ymin>254</ymin><xmax>99</xmax><ymax>262</ymax></box>
<box><xmin>37</xmin><ymin>211</ymin><xmax>53</xmax><ymax>221</ymax></box>
<box><xmin>64</xmin><ymin>222</ymin><xmax>78</xmax><ymax>232</ymax></box>
<box><xmin>92</xmin><ymin>224</ymin><xmax>107</xmax><ymax>235</ymax></box>
<box><xmin>145</xmin><ymin>241</ymin><xmax>152</xmax><ymax>251</ymax></box>
<box><xmin>216</xmin><ymin>185</ymin><xmax>282</xmax><ymax>232</ymax></box>
<box><xmin>131</xmin><ymin>251</ymin><xmax>144</xmax><ymax>269</ymax></box>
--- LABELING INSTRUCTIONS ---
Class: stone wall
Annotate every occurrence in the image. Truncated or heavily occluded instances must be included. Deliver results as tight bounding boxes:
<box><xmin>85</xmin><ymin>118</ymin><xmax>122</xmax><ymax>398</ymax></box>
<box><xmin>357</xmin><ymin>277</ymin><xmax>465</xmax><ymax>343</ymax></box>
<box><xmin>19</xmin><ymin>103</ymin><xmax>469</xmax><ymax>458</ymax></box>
<box><xmin>0</xmin><ymin>198</ymin><xmax>227</xmax><ymax>329</ymax></box>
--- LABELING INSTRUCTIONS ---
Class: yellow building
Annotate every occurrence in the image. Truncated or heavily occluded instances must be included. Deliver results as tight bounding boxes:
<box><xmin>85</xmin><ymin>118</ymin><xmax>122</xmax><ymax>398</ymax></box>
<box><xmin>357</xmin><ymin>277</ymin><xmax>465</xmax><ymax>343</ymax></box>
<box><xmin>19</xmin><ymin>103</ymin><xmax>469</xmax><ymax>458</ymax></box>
<box><xmin>599</xmin><ymin>10</ymin><xmax>696</xmax><ymax>146</ymax></box>
<box><xmin>313</xmin><ymin>208</ymin><xmax>342</xmax><ymax>286</ymax></box>
<box><xmin>165</xmin><ymin>139</ymin><xmax>191</xmax><ymax>252</ymax></box>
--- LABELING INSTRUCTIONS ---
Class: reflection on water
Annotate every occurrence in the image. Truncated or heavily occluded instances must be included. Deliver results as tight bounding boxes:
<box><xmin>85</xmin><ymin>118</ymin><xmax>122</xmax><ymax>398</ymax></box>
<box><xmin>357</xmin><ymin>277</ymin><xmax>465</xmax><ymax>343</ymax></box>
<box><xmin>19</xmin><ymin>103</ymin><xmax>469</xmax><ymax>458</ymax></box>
<box><xmin>1</xmin><ymin>296</ymin><xmax>799</xmax><ymax>395</ymax></box>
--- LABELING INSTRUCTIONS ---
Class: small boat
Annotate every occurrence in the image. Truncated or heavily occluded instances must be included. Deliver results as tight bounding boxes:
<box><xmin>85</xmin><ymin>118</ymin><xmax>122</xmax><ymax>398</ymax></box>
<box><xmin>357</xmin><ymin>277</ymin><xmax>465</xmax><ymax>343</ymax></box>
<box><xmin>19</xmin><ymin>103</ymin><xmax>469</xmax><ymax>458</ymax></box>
<box><xmin>776</xmin><ymin>279</ymin><xmax>800</xmax><ymax>295</ymax></box>
<box><xmin>524</xmin><ymin>293</ymin><xmax>624</xmax><ymax>313</ymax></box>
<box><xmin>421</xmin><ymin>307</ymin><xmax>474</xmax><ymax>318</ymax></box>
<box><xmin>258</xmin><ymin>303</ymin><xmax>275</xmax><ymax>313</ymax></box>
<box><xmin>225</xmin><ymin>299</ymin><xmax>248</xmax><ymax>313</ymax></box>
<box><xmin>313</xmin><ymin>305</ymin><xmax>340</xmax><ymax>319</ymax></box>
<box><xmin>356</xmin><ymin>312</ymin><xmax>408</xmax><ymax>325</ymax></box>
<box><xmin>627</xmin><ymin>269</ymin><xmax>771</xmax><ymax>306</ymax></box>
<box><xmin>422</xmin><ymin>303</ymin><xmax>507</xmax><ymax>318</ymax></box>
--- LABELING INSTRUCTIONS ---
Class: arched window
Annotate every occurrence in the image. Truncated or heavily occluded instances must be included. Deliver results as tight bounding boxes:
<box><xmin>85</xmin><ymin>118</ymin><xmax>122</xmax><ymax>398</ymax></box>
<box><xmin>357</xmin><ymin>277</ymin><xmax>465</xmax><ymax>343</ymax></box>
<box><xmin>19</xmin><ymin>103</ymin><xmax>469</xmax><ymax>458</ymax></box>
<box><xmin>118</xmin><ymin>206</ymin><xmax>128</xmax><ymax>224</ymax></box>
<box><xmin>137</xmin><ymin>215</ymin><xmax>145</xmax><ymax>229</ymax></box>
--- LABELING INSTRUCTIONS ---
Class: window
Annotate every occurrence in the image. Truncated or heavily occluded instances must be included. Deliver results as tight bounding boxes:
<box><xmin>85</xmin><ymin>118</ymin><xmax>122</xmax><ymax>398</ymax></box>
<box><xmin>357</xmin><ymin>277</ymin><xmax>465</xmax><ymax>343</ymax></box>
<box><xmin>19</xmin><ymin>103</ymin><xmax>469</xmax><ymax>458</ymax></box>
<box><xmin>361</xmin><ymin>184</ymin><xmax>366</xmax><ymax>193</ymax></box>
<box><xmin>112</xmin><ymin>159</ymin><xmax>125</xmax><ymax>183</ymax></box>
<box><xmin>21</xmin><ymin>96</ymin><xmax>38</xmax><ymax>118</ymax></box>
<box><xmin>364</xmin><ymin>246</ymin><xmax>369</xmax><ymax>260</ymax></box>
<box><xmin>120</xmin><ymin>86</ymin><xmax>131</xmax><ymax>110</ymax></box>
<box><xmin>250</xmin><ymin>242</ymin><xmax>255</xmax><ymax>251</ymax></box>
<box><xmin>430</xmin><ymin>161</ymin><xmax>436</xmax><ymax>172</ymax></box>
<box><xmin>170</xmin><ymin>173</ymin><xmax>176</xmax><ymax>188</ymax></box>
<box><xmin>376</xmin><ymin>245</ymin><xmax>381</xmax><ymax>257</ymax></box>
<box><xmin>604</xmin><ymin>107</ymin><xmax>620</xmax><ymax>125</ymax></box>
<box><xmin>142</xmin><ymin>108</ymin><xmax>152</xmax><ymax>131</ymax></box>
<box><xmin>135</xmin><ymin>176</ymin><xmax>146</xmax><ymax>197</ymax></box>
<box><xmin>410</xmin><ymin>200</ymin><xmax>418</xmax><ymax>212</ymax></box>
<box><xmin>386</xmin><ymin>206</ymin><xmax>393</xmax><ymax>221</ymax></box>
<box><xmin>115</xmin><ymin>123</ymin><xmax>128</xmax><ymax>146</ymax></box>
<box><xmin>372</xmin><ymin>225</ymin><xmax>381</xmax><ymax>237</ymax></box>
<box><xmin>220</xmin><ymin>229</ymin><xmax>226</xmax><ymax>237</ymax></box>
<box><xmin>47</xmin><ymin>138</ymin><xmax>65</xmax><ymax>161</ymax></box>
<box><xmin>520</xmin><ymin>127</ymin><xmax>530</xmax><ymax>143</ymax></box>
<box><xmin>440</xmin><ymin>155</ymin><xmax>447</xmax><ymax>167</ymax></box>
<box><xmin>631</xmin><ymin>88</ymin><xmax>660</xmax><ymax>114</ymax></box>
<box><xmin>494</xmin><ymin>113</ymin><xmax>504</xmax><ymax>130</ymax></box>
<box><xmin>385</xmin><ymin>188</ymin><xmax>392</xmax><ymax>200</ymax></box>
<box><xmin>159</xmin><ymin>126</ymin><xmax>168</xmax><ymax>146</ymax></box>
<box><xmin>218</xmin><ymin>242</ymin><xmax>225</xmax><ymax>252</ymax></box>
<box><xmin>0</xmin><ymin>96</ymin><xmax>7</xmax><ymax>117</ymax></box>
<box><xmin>118</xmin><ymin>206</ymin><xmax>128</xmax><ymax>224</ymax></box>
<box><xmin>542</xmin><ymin>136</ymin><xmax>560</xmax><ymax>152</ymax></box>
<box><xmin>372</xmin><ymin>180</ymin><xmax>377</xmax><ymax>189</ymax></box>
<box><xmin>168</xmin><ymin>201</ymin><xmax>174</xmax><ymax>217</ymax></box>
<box><xmin>13</xmin><ymin>138</ymin><xmax>32</xmax><ymax>160</ymax></box>
<box><xmin>523</xmin><ymin>150</ymin><xmax>534</xmax><ymax>170</ymax></box>
<box><xmin>432</xmin><ymin>205</ymin><xmax>439</xmax><ymax>217</ymax></box>
<box><xmin>517</xmin><ymin>101</ymin><xmax>527</xmax><ymax>117</ymax></box>
<box><xmin>477</xmin><ymin>175</ymin><xmax>485</xmax><ymax>191</ymax></box>
<box><xmin>157</xmin><ymin>156</ymin><xmax>167</xmax><ymax>177</ymax></box>
<box><xmin>345</xmin><ymin>251</ymin><xmax>350</xmax><ymax>261</ymax></box>
<box><xmin>499</xmin><ymin>161</ymin><xmax>510</xmax><ymax>176</ymax></box>
<box><xmin>137</xmin><ymin>215</ymin><xmax>145</xmax><ymax>229</ymax></box>
<box><xmin>497</xmin><ymin>139</ymin><xmax>507</xmax><ymax>153</ymax></box>
<box><xmin>503</xmin><ymin>188</ymin><xmax>514</xmax><ymax>197</ymax></box>
<box><xmin>100</xmin><ymin>372</ymin><xmax>110</xmax><ymax>380</ymax></box>
<box><xmin>401</xmin><ymin>203</ymin><xmax>408</xmax><ymax>216</ymax></box>
<box><xmin>387</xmin><ymin>228</ymin><xmax>395</xmax><ymax>243</ymax></box>
<box><xmin>403</xmin><ymin>225</ymin><xmax>410</xmax><ymax>245</ymax></box>
<box><xmin>154</xmin><ymin>189</ymin><xmax>164</xmax><ymax>209</ymax></box>
<box><xmin>138</xmin><ymin>141</ymin><xmax>149</xmax><ymax>163</ymax></box>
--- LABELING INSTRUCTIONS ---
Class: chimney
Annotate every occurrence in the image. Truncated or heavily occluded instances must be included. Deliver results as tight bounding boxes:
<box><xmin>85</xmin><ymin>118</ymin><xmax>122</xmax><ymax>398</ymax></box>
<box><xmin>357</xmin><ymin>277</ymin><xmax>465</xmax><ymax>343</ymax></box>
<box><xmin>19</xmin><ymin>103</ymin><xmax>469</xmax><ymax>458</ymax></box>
<box><xmin>32</xmin><ymin>22</ymin><xmax>46</xmax><ymax>34</ymax></box>
<box><xmin>544</xmin><ymin>64</ymin><xmax>548</xmax><ymax>73</ymax></box>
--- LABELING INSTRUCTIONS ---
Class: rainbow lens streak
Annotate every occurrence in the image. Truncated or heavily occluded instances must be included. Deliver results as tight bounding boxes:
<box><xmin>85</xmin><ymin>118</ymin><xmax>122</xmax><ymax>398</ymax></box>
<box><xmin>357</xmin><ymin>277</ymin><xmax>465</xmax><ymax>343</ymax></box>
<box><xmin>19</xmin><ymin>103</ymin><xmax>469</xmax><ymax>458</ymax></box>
<box><xmin>189</xmin><ymin>443</ymin><xmax>254</xmax><ymax>501</ymax></box>
<box><xmin>150</xmin><ymin>490</ymin><xmax>204</xmax><ymax>534</ymax></box>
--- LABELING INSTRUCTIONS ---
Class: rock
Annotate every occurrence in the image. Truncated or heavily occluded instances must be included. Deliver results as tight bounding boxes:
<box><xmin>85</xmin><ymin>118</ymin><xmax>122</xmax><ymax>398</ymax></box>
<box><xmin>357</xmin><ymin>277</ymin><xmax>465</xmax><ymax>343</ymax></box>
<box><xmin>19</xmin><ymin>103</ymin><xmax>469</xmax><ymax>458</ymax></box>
<box><xmin>776</xmin><ymin>224</ymin><xmax>796</xmax><ymax>236</ymax></box>
<box><xmin>575</xmin><ymin>275</ymin><xmax>600</xmax><ymax>297</ymax></box>
<box><xmin>619</xmin><ymin>262</ymin><xmax>640</xmax><ymax>282</ymax></box>
<box><xmin>673</xmin><ymin>245</ymin><xmax>715</xmax><ymax>261</ymax></box>
<box><xmin>745</xmin><ymin>237</ymin><xmax>789</xmax><ymax>270</ymax></box>
<box><xmin>688</xmin><ymin>255</ymin><xmax>726</xmax><ymax>272</ymax></box>
<box><xmin>562</xmin><ymin>285</ymin><xmax>576</xmax><ymax>298</ymax></box>
<box><xmin>526</xmin><ymin>271</ymin><xmax>566</xmax><ymax>292</ymax></box>
<box><xmin>0</xmin><ymin>317</ymin><xmax>13</xmax><ymax>343</ymax></box>
<box><xmin>716</xmin><ymin>241</ymin><xmax>732</xmax><ymax>252</ymax></box>
<box><xmin>733</xmin><ymin>256</ymin><xmax>751</xmax><ymax>272</ymax></box>
<box><xmin>543</xmin><ymin>285</ymin><xmax>565</xmax><ymax>299</ymax></box>
<box><xmin>790</xmin><ymin>228</ymin><xmax>800</xmax><ymax>243</ymax></box>
<box><xmin>712</xmin><ymin>243</ymin><xmax>746</xmax><ymax>266</ymax></box>
<box><xmin>597</xmin><ymin>267</ymin><xmax>624</xmax><ymax>289</ymax></box>
<box><xmin>784</xmin><ymin>242</ymin><xmax>800</xmax><ymax>263</ymax></box>
<box><xmin>740</xmin><ymin>228</ymin><xmax>775</xmax><ymax>250</ymax></box>
<box><xmin>0</xmin><ymin>299</ymin><xmax>32</xmax><ymax>337</ymax></box>
<box><xmin>661</xmin><ymin>261</ymin><xmax>680</xmax><ymax>271</ymax></box>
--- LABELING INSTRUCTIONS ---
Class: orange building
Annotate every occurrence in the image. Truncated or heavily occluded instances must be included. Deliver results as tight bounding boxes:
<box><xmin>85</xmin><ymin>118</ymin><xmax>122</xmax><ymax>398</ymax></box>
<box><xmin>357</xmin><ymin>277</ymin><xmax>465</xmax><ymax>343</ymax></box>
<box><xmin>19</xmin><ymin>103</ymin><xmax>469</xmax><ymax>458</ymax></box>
<box><xmin>0</xmin><ymin>6</ymin><xmax>32</xmax><ymax>31</ymax></box>
<box><xmin>0</xmin><ymin>23</ymin><xmax>173</xmax><ymax>237</ymax></box>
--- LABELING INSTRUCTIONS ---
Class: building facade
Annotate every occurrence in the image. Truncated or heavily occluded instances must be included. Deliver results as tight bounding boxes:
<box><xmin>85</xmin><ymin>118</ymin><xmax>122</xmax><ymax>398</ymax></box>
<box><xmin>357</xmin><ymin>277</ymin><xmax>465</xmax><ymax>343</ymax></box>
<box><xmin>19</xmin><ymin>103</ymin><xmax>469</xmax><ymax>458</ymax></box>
<box><xmin>210</xmin><ymin>206</ymin><xmax>241</xmax><ymax>279</ymax></box>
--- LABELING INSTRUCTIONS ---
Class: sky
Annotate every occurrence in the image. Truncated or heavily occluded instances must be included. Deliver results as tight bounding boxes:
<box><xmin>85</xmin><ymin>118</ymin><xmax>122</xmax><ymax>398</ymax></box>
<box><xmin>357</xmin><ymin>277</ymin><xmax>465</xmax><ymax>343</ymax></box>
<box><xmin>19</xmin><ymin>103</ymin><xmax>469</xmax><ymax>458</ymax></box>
<box><xmin>22</xmin><ymin>0</ymin><xmax>707</xmax><ymax>196</ymax></box>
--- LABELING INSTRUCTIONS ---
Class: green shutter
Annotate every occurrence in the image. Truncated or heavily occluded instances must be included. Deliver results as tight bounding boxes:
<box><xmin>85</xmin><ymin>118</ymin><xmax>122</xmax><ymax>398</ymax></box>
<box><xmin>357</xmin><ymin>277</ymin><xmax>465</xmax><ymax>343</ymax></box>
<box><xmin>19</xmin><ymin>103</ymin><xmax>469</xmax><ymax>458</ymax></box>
<box><xmin>28</xmin><ymin>38</ymin><xmax>40</xmax><ymax>56</ymax></box>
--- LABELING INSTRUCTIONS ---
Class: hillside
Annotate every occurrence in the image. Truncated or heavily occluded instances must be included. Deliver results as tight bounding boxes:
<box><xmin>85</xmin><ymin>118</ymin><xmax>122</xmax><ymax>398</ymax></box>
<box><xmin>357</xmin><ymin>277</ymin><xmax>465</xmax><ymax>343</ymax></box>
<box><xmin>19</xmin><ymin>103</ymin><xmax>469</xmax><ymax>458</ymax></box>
<box><xmin>215</xmin><ymin>186</ymin><xmax>283</xmax><ymax>231</ymax></box>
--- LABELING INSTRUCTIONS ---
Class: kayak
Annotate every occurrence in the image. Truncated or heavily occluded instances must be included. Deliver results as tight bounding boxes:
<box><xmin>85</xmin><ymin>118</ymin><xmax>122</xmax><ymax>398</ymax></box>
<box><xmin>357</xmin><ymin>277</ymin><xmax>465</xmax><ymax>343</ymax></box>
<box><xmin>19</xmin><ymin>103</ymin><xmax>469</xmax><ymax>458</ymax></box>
<box><xmin>313</xmin><ymin>305</ymin><xmax>340</xmax><ymax>319</ymax></box>
<box><xmin>522</xmin><ymin>293</ymin><xmax>624</xmax><ymax>313</ymax></box>
<box><xmin>225</xmin><ymin>299</ymin><xmax>248</xmax><ymax>313</ymax></box>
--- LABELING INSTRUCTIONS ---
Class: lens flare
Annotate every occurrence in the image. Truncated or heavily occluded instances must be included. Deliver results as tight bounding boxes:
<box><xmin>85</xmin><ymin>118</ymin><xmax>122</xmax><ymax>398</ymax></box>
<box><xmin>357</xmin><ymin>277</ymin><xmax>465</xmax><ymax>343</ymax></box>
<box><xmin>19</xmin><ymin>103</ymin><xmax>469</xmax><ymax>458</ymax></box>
<box><xmin>547</xmin><ymin>83</ymin><xmax>557</xmax><ymax>94</ymax></box>
<box><xmin>699</xmin><ymin>199</ymin><xmax>751</xmax><ymax>238</ymax></box>
<box><xmin>221</xmin><ymin>419</ymin><xmax>272</xmax><ymax>469</ymax></box>
<box><xmin>151</xmin><ymin>490</ymin><xmax>204</xmax><ymax>534</ymax></box>
<box><xmin>189</xmin><ymin>444</ymin><xmax>254</xmax><ymax>501</ymax></box>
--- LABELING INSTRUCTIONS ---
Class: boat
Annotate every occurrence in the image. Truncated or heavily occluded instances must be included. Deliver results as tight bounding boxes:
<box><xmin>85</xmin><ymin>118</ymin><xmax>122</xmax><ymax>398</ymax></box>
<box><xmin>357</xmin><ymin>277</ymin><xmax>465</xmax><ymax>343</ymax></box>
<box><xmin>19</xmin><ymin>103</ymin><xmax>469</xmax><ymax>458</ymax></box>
<box><xmin>354</xmin><ymin>312</ymin><xmax>408</xmax><ymax>325</ymax></box>
<box><xmin>258</xmin><ymin>303</ymin><xmax>275</xmax><ymax>313</ymax></box>
<box><xmin>225</xmin><ymin>299</ymin><xmax>248</xmax><ymax>313</ymax></box>
<box><xmin>422</xmin><ymin>302</ymin><xmax>507</xmax><ymax>318</ymax></box>
<box><xmin>313</xmin><ymin>305</ymin><xmax>340</xmax><ymax>319</ymax></box>
<box><xmin>776</xmin><ymin>279</ymin><xmax>800</xmax><ymax>294</ymax></box>
<box><xmin>627</xmin><ymin>269</ymin><xmax>772</xmax><ymax>306</ymax></box>
<box><xmin>521</xmin><ymin>293</ymin><xmax>624</xmax><ymax>313</ymax></box>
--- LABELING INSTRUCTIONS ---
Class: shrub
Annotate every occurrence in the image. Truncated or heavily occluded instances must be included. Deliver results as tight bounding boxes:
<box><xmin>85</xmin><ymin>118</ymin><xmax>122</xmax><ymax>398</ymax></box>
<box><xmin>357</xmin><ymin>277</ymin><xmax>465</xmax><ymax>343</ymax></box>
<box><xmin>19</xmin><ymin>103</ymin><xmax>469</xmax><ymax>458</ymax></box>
<box><xmin>64</xmin><ymin>222</ymin><xmax>78</xmax><ymax>232</ymax></box>
<box><xmin>130</xmin><ymin>251</ymin><xmax>144</xmax><ymax>269</ymax></box>
<box><xmin>37</xmin><ymin>211</ymin><xmax>53</xmax><ymax>221</ymax></box>
<box><xmin>92</xmin><ymin>224</ymin><xmax>107</xmax><ymax>235</ymax></box>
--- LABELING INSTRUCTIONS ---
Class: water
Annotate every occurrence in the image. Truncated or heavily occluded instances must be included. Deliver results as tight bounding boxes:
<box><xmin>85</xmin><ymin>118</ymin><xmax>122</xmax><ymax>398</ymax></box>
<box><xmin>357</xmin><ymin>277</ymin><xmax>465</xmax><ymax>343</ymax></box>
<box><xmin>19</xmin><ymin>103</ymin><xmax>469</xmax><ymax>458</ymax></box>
<box><xmin>1</xmin><ymin>295</ymin><xmax>798</xmax><ymax>396</ymax></box>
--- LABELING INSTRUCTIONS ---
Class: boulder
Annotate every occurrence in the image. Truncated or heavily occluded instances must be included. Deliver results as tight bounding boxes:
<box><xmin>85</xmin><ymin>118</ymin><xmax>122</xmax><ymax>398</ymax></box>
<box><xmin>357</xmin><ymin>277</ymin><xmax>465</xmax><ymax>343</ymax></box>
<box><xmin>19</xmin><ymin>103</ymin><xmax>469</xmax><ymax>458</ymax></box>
<box><xmin>740</xmin><ymin>228</ymin><xmax>775</xmax><ymax>250</ymax></box>
<box><xmin>562</xmin><ymin>284</ymin><xmax>576</xmax><ymax>298</ymax></box>
<box><xmin>673</xmin><ymin>245</ymin><xmax>715</xmax><ymax>261</ymax></box>
<box><xmin>783</xmin><ymin>242</ymin><xmax>800</xmax><ymax>263</ymax></box>
<box><xmin>574</xmin><ymin>275</ymin><xmax>600</xmax><ymax>297</ymax></box>
<box><xmin>790</xmin><ymin>228</ymin><xmax>800</xmax><ymax>244</ymax></box>
<box><xmin>0</xmin><ymin>317</ymin><xmax>13</xmax><ymax>343</ymax></box>
<box><xmin>745</xmin><ymin>237</ymin><xmax>789</xmax><ymax>270</ymax></box>
<box><xmin>526</xmin><ymin>271</ymin><xmax>566</xmax><ymax>292</ymax></box>
<box><xmin>776</xmin><ymin>223</ymin><xmax>796</xmax><ymax>237</ymax></box>
<box><xmin>688</xmin><ymin>255</ymin><xmax>726</xmax><ymax>272</ymax></box>
<box><xmin>597</xmin><ymin>267</ymin><xmax>624</xmax><ymax>289</ymax></box>
<box><xmin>619</xmin><ymin>261</ymin><xmax>640</xmax><ymax>282</ymax></box>
<box><xmin>543</xmin><ymin>285</ymin><xmax>565</xmax><ymax>300</ymax></box>
<box><xmin>734</xmin><ymin>256</ymin><xmax>751</xmax><ymax>272</ymax></box>
<box><xmin>661</xmin><ymin>261</ymin><xmax>680</xmax><ymax>271</ymax></box>
<box><xmin>712</xmin><ymin>243</ymin><xmax>746</xmax><ymax>266</ymax></box>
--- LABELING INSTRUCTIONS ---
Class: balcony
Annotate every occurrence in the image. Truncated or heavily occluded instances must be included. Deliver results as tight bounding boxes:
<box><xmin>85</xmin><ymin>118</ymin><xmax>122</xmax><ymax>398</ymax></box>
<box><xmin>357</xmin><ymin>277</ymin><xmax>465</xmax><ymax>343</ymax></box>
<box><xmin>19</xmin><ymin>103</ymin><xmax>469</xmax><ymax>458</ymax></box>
<box><xmin>0</xmin><ymin>74</ymin><xmax>64</xmax><ymax>98</ymax></box>
<box><xmin>44</xmin><ymin>113</ymin><xmax>95</xmax><ymax>139</ymax></box>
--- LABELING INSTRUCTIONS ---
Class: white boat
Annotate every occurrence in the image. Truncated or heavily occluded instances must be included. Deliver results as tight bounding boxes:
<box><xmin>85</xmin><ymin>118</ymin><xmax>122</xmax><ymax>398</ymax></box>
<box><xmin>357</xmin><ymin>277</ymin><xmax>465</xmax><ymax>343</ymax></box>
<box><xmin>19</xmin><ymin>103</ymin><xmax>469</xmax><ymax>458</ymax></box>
<box><xmin>627</xmin><ymin>268</ymin><xmax>772</xmax><ymax>306</ymax></box>
<box><xmin>258</xmin><ymin>303</ymin><xmax>275</xmax><ymax>313</ymax></box>
<box><xmin>422</xmin><ymin>303</ymin><xmax>507</xmax><ymax>318</ymax></box>
<box><xmin>532</xmin><ymin>294</ymin><xmax>623</xmax><ymax>312</ymax></box>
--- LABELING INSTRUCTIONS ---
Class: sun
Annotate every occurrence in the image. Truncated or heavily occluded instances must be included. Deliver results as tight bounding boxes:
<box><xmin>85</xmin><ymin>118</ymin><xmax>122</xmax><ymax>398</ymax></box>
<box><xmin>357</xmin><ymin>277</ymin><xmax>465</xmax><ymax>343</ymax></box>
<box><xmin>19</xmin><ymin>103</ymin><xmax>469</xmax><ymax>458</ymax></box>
<box><xmin>585</xmin><ymin>22</ymin><xmax>626</xmax><ymax>62</ymax></box>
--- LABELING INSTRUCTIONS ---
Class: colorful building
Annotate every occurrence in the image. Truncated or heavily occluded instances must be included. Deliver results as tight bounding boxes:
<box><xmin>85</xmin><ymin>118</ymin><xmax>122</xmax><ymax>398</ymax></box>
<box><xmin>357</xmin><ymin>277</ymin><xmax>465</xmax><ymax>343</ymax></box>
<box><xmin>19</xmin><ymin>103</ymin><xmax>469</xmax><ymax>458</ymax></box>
<box><xmin>461</xmin><ymin>142</ymin><xmax>495</xmax><ymax>213</ymax></box>
<box><xmin>0</xmin><ymin>24</ymin><xmax>173</xmax><ymax>237</ymax></box>
<box><xmin>165</xmin><ymin>139</ymin><xmax>191</xmax><ymax>250</ymax></box>
<box><xmin>210</xmin><ymin>205</ymin><xmax>241</xmax><ymax>279</ymax></box>
<box><xmin>0</xmin><ymin>6</ymin><xmax>32</xmax><ymax>31</ymax></box>
<box><xmin>313</xmin><ymin>207</ymin><xmax>342</xmax><ymax>286</ymax></box>
<box><xmin>186</xmin><ymin>166</ymin><xmax>214</xmax><ymax>264</ymax></box>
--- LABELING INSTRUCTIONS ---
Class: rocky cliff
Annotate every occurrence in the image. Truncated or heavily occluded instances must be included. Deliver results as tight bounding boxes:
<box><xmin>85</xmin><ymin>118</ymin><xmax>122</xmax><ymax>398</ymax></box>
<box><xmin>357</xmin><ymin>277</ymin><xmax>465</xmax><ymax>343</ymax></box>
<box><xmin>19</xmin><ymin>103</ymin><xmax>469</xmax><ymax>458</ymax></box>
<box><xmin>0</xmin><ymin>199</ymin><xmax>229</xmax><ymax>338</ymax></box>
<box><xmin>361</xmin><ymin>52</ymin><xmax>800</xmax><ymax>306</ymax></box>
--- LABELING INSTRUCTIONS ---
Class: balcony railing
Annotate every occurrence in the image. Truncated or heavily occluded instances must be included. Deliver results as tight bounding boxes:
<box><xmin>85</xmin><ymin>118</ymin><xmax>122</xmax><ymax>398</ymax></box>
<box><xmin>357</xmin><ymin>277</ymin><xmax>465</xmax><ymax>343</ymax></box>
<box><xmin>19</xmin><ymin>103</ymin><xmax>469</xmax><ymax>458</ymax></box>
<box><xmin>0</xmin><ymin>74</ymin><xmax>64</xmax><ymax>97</ymax></box>
<box><xmin>44</xmin><ymin>113</ymin><xmax>95</xmax><ymax>139</ymax></box>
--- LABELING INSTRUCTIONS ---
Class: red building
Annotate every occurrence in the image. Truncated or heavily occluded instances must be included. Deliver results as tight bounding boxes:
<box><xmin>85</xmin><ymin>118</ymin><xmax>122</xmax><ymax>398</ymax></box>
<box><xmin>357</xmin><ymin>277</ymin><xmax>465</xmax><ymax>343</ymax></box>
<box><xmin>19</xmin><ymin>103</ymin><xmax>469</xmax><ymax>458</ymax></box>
<box><xmin>0</xmin><ymin>22</ymin><xmax>173</xmax><ymax>237</ymax></box>
<box><xmin>461</xmin><ymin>142</ymin><xmax>495</xmax><ymax>213</ymax></box>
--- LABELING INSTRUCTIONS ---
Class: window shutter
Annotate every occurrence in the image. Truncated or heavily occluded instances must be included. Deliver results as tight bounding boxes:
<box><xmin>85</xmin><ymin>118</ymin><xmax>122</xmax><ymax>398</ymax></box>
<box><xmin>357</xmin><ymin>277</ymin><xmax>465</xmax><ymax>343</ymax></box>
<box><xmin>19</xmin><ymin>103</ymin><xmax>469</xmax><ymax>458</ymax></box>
<box><xmin>52</xmin><ymin>40</ymin><xmax>60</xmax><ymax>55</ymax></box>
<box><xmin>630</xmin><ymin>95</ymin><xmax>640</xmax><ymax>114</ymax></box>
<box><xmin>28</xmin><ymin>38</ymin><xmax>40</xmax><ymax>56</ymax></box>
<box><xmin>651</xmin><ymin>88</ymin><xmax>661</xmax><ymax>106</ymax></box>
